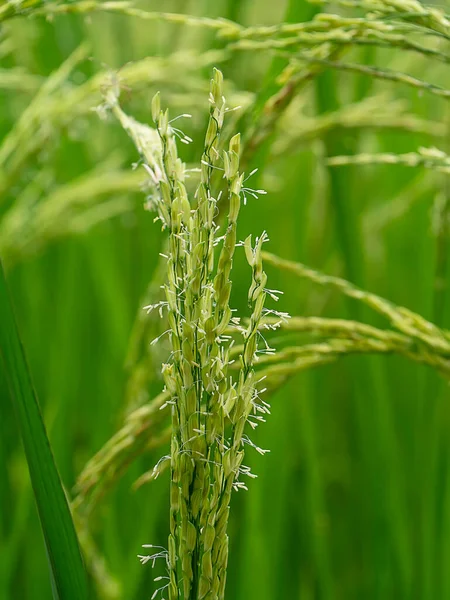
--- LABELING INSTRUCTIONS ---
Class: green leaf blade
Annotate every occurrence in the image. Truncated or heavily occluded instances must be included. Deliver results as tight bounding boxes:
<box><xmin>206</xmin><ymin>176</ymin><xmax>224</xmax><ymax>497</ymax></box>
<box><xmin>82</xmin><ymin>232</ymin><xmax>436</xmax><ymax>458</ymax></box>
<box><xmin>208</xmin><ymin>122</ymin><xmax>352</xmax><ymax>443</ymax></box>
<box><xmin>0</xmin><ymin>260</ymin><xmax>88</xmax><ymax>600</ymax></box>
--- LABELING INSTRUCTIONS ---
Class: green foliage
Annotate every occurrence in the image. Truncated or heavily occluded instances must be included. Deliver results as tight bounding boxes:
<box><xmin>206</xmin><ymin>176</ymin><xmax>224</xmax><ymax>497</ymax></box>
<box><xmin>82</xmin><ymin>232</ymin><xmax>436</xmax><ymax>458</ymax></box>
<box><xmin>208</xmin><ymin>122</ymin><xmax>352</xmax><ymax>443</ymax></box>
<box><xmin>0</xmin><ymin>261</ymin><xmax>88</xmax><ymax>600</ymax></box>
<box><xmin>3</xmin><ymin>0</ymin><xmax>450</xmax><ymax>599</ymax></box>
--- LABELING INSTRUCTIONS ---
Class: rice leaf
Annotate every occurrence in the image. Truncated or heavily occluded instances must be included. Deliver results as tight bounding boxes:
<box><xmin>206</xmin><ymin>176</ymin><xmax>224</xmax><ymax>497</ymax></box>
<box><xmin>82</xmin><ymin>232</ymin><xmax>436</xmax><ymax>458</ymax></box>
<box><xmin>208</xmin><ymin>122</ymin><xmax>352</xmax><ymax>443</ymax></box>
<box><xmin>0</xmin><ymin>260</ymin><xmax>88</xmax><ymax>600</ymax></box>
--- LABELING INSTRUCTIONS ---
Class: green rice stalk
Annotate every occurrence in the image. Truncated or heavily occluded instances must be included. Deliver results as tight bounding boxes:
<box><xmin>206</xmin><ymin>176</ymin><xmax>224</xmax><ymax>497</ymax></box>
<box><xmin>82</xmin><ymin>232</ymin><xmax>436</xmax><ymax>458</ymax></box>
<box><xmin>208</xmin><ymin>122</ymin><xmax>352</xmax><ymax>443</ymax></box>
<box><xmin>263</xmin><ymin>252</ymin><xmax>450</xmax><ymax>354</ymax></box>
<box><xmin>230</xmin><ymin>28</ymin><xmax>450</xmax><ymax>66</ymax></box>
<box><xmin>289</xmin><ymin>55</ymin><xmax>450</xmax><ymax>100</ymax></box>
<box><xmin>328</xmin><ymin>146</ymin><xmax>450</xmax><ymax>173</ymax></box>
<box><xmin>3</xmin><ymin>0</ymin><xmax>241</xmax><ymax>36</ymax></box>
<box><xmin>310</xmin><ymin>0</ymin><xmax>450</xmax><ymax>38</ymax></box>
<box><xmin>109</xmin><ymin>69</ymin><xmax>278</xmax><ymax>600</ymax></box>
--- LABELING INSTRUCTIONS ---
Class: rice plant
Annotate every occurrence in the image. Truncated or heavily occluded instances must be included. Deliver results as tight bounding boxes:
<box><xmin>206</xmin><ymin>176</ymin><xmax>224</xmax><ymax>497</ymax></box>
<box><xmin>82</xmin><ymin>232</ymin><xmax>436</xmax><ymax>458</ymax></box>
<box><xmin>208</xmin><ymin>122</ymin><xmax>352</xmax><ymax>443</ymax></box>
<box><xmin>3</xmin><ymin>0</ymin><xmax>450</xmax><ymax>599</ymax></box>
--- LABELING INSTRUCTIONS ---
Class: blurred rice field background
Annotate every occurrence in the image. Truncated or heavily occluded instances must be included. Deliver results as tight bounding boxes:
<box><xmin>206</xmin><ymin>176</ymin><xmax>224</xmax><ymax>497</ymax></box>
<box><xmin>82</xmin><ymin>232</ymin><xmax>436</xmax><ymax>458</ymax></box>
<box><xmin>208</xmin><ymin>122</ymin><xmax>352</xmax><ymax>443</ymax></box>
<box><xmin>2</xmin><ymin>0</ymin><xmax>450</xmax><ymax>598</ymax></box>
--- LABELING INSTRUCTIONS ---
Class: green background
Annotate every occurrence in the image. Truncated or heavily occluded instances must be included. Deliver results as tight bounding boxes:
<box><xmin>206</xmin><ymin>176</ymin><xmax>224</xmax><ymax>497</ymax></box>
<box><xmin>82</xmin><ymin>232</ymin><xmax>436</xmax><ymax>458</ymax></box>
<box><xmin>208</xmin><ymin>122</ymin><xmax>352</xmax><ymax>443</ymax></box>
<box><xmin>2</xmin><ymin>1</ymin><xmax>450</xmax><ymax>599</ymax></box>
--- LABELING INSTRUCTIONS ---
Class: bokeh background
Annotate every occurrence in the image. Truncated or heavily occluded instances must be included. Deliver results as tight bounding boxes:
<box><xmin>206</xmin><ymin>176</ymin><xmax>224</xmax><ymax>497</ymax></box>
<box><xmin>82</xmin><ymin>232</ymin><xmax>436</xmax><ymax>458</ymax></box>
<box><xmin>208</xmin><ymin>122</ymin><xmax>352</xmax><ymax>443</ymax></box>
<box><xmin>2</xmin><ymin>0</ymin><xmax>450</xmax><ymax>599</ymax></box>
